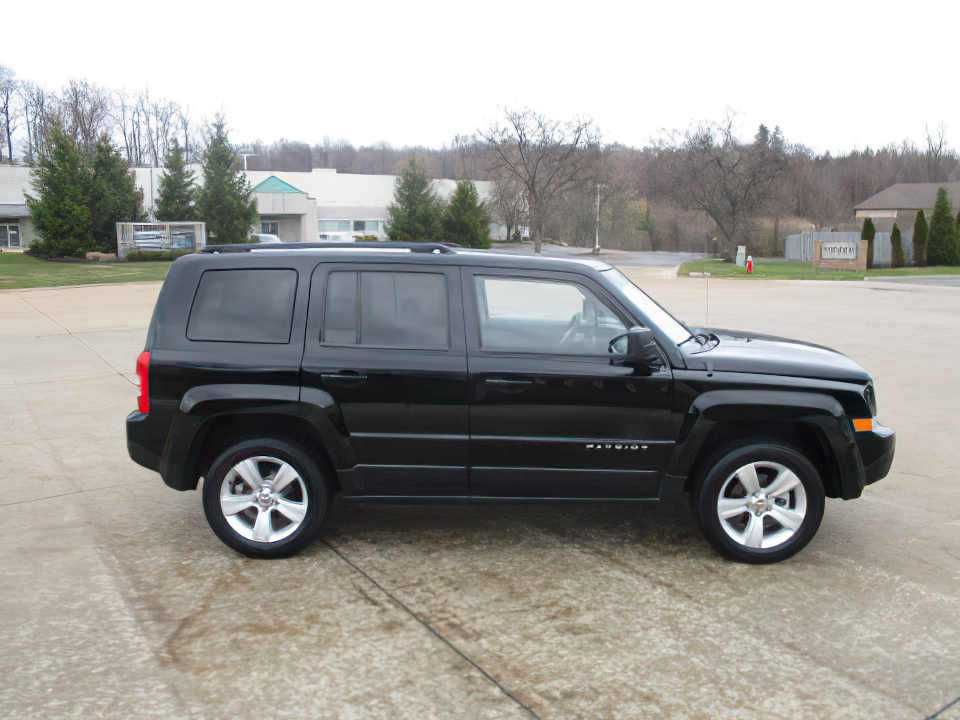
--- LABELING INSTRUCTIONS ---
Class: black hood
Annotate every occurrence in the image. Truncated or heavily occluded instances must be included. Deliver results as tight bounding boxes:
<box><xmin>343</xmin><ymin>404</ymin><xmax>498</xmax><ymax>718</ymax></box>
<box><xmin>681</xmin><ymin>328</ymin><xmax>871</xmax><ymax>383</ymax></box>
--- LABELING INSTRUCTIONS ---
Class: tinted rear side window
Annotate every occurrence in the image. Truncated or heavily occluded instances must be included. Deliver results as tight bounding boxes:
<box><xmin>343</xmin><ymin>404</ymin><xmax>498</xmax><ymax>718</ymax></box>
<box><xmin>324</xmin><ymin>271</ymin><xmax>448</xmax><ymax>349</ymax></box>
<box><xmin>187</xmin><ymin>269</ymin><xmax>298</xmax><ymax>343</ymax></box>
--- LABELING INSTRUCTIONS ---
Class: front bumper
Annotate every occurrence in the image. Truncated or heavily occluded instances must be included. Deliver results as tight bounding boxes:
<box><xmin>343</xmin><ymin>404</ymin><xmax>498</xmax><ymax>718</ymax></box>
<box><xmin>859</xmin><ymin>422</ymin><xmax>895</xmax><ymax>486</ymax></box>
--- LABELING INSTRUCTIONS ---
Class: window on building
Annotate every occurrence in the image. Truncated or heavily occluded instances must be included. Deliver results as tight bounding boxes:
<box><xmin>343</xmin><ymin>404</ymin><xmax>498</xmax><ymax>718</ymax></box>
<box><xmin>350</xmin><ymin>220</ymin><xmax>381</xmax><ymax>233</ymax></box>
<box><xmin>260</xmin><ymin>221</ymin><xmax>279</xmax><ymax>236</ymax></box>
<box><xmin>0</xmin><ymin>224</ymin><xmax>20</xmax><ymax>249</ymax></box>
<box><xmin>323</xmin><ymin>271</ymin><xmax>449</xmax><ymax>349</ymax></box>
<box><xmin>319</xmin><ymin>219</ymin><xmax>351</xmax><ymax>233</ymax></box>
<box><xmin>473</xmin><ymin>276</ymin><xmax>625</xmax><ymax>356</ymax></box>
<box><xmin>188</xmin><ymin>269</ymin><xmax>298</xmax><ymax>343</ymax></box>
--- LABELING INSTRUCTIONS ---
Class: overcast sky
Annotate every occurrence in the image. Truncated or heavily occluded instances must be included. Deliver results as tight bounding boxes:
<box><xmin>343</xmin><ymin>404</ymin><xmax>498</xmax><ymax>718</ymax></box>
<box><xmin>5</xmin><ymin>0</ymin><xmax>958</xmax><ymax>153</ymax></box>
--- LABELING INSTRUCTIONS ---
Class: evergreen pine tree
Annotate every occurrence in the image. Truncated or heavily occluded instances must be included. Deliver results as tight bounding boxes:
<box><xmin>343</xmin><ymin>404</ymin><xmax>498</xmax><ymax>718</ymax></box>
<box><xmin>197</xmin><ymin>116</ymin><xmax>257</xmax><ymax>243</ymax></box>
<box><xmin>386</xmin><ymin>159</ymin><xmax>443</xmax><ymax>241</ymax></box>
<box><xmin>25</xmin><ymin>124</ymin><xmax>93</xmax><ymax>257</ymax></box>
<box><xmin>156</xmin><ymin>138</ymin><xmax>197</xmax><ymax>221</ymax></box>
<box><xmin>927</xmin><ymin>187</ymin><xmax>959</xmax><ymax>266</ymax></box>
<box><xmin>441</xmin><ymin>180</ymin><xmax>491</xmax><ymax>248</ymax></box>
<box><xmin>913</xmin><ymin>210</ymin><xmax>928</xmax><ymax>267</ymax></box>
<box><xmin>861</xmin><ymin>217</ymin><xmax>876</xmax><ymax>268</ymax></box>
<box><xmin>890</xmin><ymin>223</ymin><xmax>905</xmax><ymax>268</ymax></box>
<box><xmin>89</xmin><ymin>135</ymin><xmax>143</xmax><ymax>253</ymax></box>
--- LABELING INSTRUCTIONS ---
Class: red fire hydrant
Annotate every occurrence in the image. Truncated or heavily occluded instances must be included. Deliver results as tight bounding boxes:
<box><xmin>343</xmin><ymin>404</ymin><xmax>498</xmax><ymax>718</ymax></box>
<box><xmin>746</xmin><ymin>255</ymin><xmax>754</xmax><ymax>274</ymax></box>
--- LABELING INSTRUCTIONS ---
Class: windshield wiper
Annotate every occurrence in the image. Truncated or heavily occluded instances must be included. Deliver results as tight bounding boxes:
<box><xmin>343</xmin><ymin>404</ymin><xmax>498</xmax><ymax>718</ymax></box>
<box><xmin>679</xmin><ymin>331</ymin><xmax>719</xmax><ymax>350</ymax></box>
<box><xmin>679</xmin><ymin>332</ymin><xmax>709</xmax><ymax>347</ymax></box>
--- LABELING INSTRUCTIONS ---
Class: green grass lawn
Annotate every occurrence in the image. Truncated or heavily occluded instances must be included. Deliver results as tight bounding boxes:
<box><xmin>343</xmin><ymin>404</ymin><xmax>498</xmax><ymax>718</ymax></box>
<box><xmin>678</xmin><ymin>257</ymin><xmax>960</xmax><ymax>281</ymax></box>
<box><xmin>0</xmin><ymin>253</ymin><xmax>173</xmax><ymax>289</ymax></box>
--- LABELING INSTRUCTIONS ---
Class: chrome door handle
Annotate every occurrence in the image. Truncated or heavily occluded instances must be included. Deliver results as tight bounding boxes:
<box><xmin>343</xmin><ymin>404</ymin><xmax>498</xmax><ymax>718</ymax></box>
<box><xmin>484</xmin><ymin>378</ymin><xmax>533</xmax><ymax>386</ymax></box>
<box><xmin>320</xmin><ymin>372</ymin><xmax>367</xmax><ymax>382</ymax></box>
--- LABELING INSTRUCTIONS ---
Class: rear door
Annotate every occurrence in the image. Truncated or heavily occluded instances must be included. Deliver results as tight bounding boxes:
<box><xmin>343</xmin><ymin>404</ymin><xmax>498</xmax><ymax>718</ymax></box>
<box><xmin>301</xmin><ymin>262</ymin><xmax>469</xmax><ymax>497</ymax></box>
<box><xmin>464</xmin><ymin>267</ymin><xmax>675</xmax><ymax>499</ymax></box>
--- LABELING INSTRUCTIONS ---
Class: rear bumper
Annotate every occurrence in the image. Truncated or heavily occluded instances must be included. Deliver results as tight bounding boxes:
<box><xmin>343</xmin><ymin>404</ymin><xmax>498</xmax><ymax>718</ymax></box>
<box><xmin>126</xmin><ymin>411</ymin><xmax>161</xmax><ymax>472</ymax></box>
<box><xmin>859</xmin><ymin>422</ymin><xmax>895</xmax><ymax>486</ymax></box>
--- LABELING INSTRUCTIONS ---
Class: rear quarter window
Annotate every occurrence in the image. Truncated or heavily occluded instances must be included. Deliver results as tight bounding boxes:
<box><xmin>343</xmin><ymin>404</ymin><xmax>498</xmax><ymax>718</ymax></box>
<box><xmin>187</xmin><ymin>268</ymin><xmax>298</xmax><ymax>343</ymax></box>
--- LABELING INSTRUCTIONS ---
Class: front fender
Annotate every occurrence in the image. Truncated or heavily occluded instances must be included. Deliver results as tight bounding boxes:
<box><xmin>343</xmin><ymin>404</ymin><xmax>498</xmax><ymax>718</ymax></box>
<box><xmin>666</xmin><ymin>389</ymin><xmax>866</xmax><ymax>499</ymax></box>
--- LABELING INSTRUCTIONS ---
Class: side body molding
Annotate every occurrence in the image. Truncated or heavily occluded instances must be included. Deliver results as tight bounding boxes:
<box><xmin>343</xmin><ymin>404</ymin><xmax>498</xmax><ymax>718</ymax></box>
<box><xmin>180</xmin><ymin>384</ymin><xmax>298</xmax><ymax>413</ymax></box>
<box><xmin>666</xmin><ymin>389</ymin><xmax>865</xmax><ymax>499</ymax></box>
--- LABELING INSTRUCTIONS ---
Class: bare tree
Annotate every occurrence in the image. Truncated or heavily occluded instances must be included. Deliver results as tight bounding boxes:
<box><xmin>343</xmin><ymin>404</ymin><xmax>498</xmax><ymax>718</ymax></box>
<box><xmin>656</xmin><ymin>117</ymin><xmax>788</xmax><ymax>258</ymax></box>
<box><xmin>61</xmin><ymin>79</ymin><xmax>111</xmax><ymax>150</ymax></box>
<box><xmin>18</xmin><ymin>81</ymin><xmax>55</xmax><ymax>163</ymax></box>
<box><xmin>924</xmin><ymin>123</ymin><xmax>948</xmax><ymax>182</ymax></box>
<box><xmin>481</xmin><ymin>109</ymin><xmax>599</xmax><ymax>253</ymax></box>
<box><xmin>178</xmin><ymin>107</ymin><xmax>193</xmax><ymax>162</ymax></box>
<box><xmin>136</xmin><ymin>91</ymin><xmax>178</xmax><ymax>167</ymax></box>
<box><xmin>0</xmin><ymin>66</ymin><xmax>18</xmax><ymax>162</ymax></box>
<box><xmin>116</xmin><ymin>91</ymin><xmax>144</xmax><ymax>165</ymax></box>
<box><xmin>490</xmin><ymin>172</ymin><xmax>526</xmax><ymax>242</ymax></box>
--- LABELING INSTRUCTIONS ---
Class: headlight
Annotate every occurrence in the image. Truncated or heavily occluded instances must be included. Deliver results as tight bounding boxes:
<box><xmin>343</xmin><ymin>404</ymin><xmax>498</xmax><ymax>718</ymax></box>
<box><xmin>864</xmin><ymin>383</ymin><xmax>877</xmax><ymax>417</ymax></box>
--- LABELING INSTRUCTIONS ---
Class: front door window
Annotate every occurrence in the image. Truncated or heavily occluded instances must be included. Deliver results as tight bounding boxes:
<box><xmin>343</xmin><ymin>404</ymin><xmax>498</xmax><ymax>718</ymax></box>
<box><xmin>474</xmin><ymin>275</ymin><xmax>626</xmax><ymax>356</ymax></box>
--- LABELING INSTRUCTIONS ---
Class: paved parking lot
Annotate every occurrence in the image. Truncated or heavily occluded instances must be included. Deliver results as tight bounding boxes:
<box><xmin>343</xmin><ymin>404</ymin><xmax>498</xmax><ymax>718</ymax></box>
<box><xmin>2</xmin><ymin>273</ymin><xmax>959</xmax><ymax>719</ymax></box>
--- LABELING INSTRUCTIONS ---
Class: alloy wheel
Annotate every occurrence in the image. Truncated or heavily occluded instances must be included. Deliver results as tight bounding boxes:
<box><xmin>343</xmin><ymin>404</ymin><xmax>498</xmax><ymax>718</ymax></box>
<box><xmin>716</xmin><ymin>461</ymin><xmax>807</xmax><ymax>550</ymax></box>
<box><xmin>219</xmin><ymin>456</ymin><xmax>308</xmax><ymax>543</ymax></box>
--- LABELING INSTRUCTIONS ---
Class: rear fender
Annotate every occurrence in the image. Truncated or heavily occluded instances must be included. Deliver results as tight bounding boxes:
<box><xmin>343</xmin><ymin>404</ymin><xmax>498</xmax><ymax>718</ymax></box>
<box><xmin>159</xmin><ymin>384</ymin><xmax>355</xmax><ymax>490</ymax></box>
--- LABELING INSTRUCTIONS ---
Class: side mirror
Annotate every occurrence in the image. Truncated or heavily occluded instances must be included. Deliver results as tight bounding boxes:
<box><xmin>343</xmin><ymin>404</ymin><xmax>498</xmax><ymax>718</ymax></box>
<box><xmin>609</xmin><ymin>326</ymin><xmax>662</xmax><ymax>372</ymax></box>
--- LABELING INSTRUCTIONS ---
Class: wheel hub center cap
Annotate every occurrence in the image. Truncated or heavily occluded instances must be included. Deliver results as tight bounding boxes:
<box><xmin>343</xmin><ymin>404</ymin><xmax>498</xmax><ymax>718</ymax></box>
<box><xmin>257</xmin><ymin>486</ymin><xmax>274</xmax><ymax>506</ymax></box>
<box><xmin>747</xmin><ymin>492</ymin><xmax>769</xmax><ymax>515</ymax></box>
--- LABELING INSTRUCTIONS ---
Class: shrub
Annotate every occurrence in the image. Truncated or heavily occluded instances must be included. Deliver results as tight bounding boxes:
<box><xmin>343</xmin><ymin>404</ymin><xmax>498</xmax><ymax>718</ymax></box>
<box><xmin>861</xmin><ymin>218</ymin><xmax>876</xmax><ymax>268</ymax></box>
<box><xmin>890</xmin><ymin>223</ymin><xmax>905</xmax><ymax>268</ymax></box>
<box><xmin>913</xmin><ymin>210</ymin><xmax>928</xmax><ymax>266</ymax></box>
<box><xmin>441</xmin><ymin>180</ymin><xmax>492</xmax><ymax>249</ymax></box>
<box><xmin>386</xmin><ymin>159</ymin><xmax>444</xmax><ymax>241</ymax></box>
<box><xmin>927</xmin><ymin>187</ymin><xmax>959</xmax><ymax>266</ymax></box>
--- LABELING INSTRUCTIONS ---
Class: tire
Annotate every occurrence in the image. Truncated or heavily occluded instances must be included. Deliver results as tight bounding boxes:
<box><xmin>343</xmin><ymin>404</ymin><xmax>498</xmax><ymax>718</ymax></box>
<box><xmin>202</xmin><ymin>438</ymin><xmax>330</xmax><ymax>559</ymax></box>
<box><xmin>694</xmin><ymin>442</ymin><xmax>825</xmax><ymax>564</ymax></box>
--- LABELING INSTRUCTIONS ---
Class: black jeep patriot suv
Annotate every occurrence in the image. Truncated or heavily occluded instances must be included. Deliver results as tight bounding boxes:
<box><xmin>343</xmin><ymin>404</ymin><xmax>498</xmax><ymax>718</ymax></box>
<box><xmin>126</xmin><ymin>242</ymin><xmax>894</xmax><ymax>563</ymax></box>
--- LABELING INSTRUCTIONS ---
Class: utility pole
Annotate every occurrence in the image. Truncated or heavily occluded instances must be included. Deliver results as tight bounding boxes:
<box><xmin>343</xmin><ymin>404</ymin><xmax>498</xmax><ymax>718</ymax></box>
<box><xmin>239</xmin><ymin>152</ymin><xmax>257</xmax><ymax>172</ymax></box>
<box><xmin>593</xmin><ymin>182</ymin><xmax>602</xmax><ymax>255</ymax></box>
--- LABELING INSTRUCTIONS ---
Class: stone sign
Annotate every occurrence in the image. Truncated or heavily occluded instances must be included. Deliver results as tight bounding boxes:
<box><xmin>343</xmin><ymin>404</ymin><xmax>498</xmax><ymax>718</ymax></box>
<box><xmin>813</xmin><ymin>239</ymin><xmax>868</xmax><ymax>271</ymax></box>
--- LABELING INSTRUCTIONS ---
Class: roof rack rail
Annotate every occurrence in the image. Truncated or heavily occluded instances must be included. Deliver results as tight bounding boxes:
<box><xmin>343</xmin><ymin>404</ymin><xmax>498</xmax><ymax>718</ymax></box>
<box><xmin>201</xmin><ymin>241</ymin><xmax>460</xmax><ymax>254</ymax></box>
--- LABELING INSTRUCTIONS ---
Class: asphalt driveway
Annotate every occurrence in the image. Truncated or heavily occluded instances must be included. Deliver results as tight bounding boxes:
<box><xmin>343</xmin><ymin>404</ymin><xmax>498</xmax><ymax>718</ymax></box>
<box><xmin>1</xmin><ymin>274</ymin><xmax>958</xmax><ymax>719</ymax></box>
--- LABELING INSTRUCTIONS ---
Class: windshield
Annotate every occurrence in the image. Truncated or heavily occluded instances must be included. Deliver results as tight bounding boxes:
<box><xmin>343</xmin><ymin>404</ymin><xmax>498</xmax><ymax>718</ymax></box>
<box><xmin>602</xmin><ymin>268</ymin><xmax>692</xmax><ymax>345</ymax></box>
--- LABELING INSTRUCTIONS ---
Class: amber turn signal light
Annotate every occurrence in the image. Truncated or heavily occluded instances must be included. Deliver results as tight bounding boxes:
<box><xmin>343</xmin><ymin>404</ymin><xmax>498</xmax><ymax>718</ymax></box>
<box><xmin>852</xmin><ymin>418</ymin><xmax>874</xmax><ymax>432</ymax></box>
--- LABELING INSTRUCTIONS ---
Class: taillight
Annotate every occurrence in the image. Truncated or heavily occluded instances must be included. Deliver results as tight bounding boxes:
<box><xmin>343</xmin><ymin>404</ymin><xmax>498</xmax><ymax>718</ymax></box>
<box><xmin>136</xmin><ymin>351</ymin><xmax>150</xmax><ymax>414</ymax></box>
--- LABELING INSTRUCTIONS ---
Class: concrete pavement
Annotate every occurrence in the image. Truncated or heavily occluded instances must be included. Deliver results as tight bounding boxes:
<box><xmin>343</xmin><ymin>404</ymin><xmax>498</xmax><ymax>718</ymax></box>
<box><xmin>1</xmin><ymin>275</ymin><xmax>958</xmax><ymax>719</ymax></box>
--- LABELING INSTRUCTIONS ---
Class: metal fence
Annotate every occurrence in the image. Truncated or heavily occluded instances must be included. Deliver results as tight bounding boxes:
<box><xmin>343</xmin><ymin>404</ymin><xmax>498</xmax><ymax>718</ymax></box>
<box><xmin>785</xmin><ymin>230</ymin><xmax>914</xmax><ymax>267</ymax></box>
<box><xmin>116</xmin><ymin>222</ymin><xmax>207</xmax><ymax>259</ymax></box>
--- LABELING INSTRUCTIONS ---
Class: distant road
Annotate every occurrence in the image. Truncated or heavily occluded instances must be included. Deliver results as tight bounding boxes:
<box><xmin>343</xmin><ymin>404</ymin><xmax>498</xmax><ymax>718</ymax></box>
<box><xmin>870</xmin><ymin>275</ymin><xmax>960</xmax><ymax>288</ymax></box>
<box><xmin>488</xmin><ymin>242</ymin><xmax>703</xmax><ymax>268</ymax></box>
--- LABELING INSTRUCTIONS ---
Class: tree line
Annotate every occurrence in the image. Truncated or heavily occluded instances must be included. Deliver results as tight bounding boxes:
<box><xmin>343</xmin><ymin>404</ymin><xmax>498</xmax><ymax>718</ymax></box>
<box><xmin>3</xmin><ymin>62</ymin><xmax>958</xmax><ymax>259</ymax></box>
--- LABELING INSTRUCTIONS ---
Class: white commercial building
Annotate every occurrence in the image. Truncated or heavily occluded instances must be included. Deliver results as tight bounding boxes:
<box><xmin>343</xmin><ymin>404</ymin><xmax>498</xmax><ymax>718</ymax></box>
<box><xmin>0</xmin><ymin>164</ymin><xmax>503</xmax><ymax>250</ymax></box>
<box><xmin>0</xmin><ymin>165</ymin><xmax>33</xmax><ymax>250</ymax></box>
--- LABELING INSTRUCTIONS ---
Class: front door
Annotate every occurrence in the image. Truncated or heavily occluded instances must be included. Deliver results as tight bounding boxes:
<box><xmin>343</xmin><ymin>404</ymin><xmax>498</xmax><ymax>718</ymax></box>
<box><xmin>463</xmin><ymin>268</ymin><xmax>675</xmax><ymax>499</ymax></box>
<box><xmin>301</xmin><ymin>263</ymin><xmax>469</xmax><ymax>497</ymax></box>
